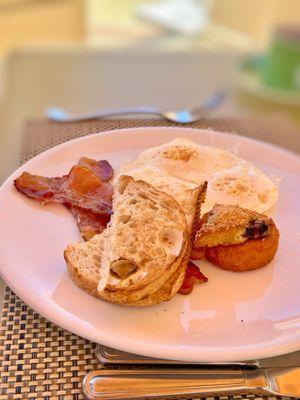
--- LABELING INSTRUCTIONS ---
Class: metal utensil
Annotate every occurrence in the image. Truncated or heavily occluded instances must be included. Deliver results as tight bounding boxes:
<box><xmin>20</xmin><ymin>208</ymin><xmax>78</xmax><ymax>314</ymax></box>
<box><xmin>95</xmin><ymin>344</ymin><xmax>300</xmax><ymax>368</ymax></box>
<box><xmin>95</xmin><ymin>344</ymin><xmax>259</xmax><ymax>367</ymax></box>
<box><xmin>45</xmin><ymin>91</ymin><xmax>225</xmax><ymax>124</ymax></box>
<box><xmin>82</xmin><ymin>345</ymin><xmax>300</xmax><ymax>399</ymax></box>
<box><xmin>83</xmin><ymin>367</ymin><xmax>300</xmax><ymax>399</ymax></box>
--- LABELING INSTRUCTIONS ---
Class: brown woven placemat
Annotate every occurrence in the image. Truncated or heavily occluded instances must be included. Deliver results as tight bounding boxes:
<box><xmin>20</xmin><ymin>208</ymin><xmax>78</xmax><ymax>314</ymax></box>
<box><xmin>1</xmin><ymin>117</ymin><xmax>298</xmax><ymax>399</ymax></box>
<box><xmin>21</xmin><ymin>117</ymin><xmax>300</xmax><ymax>162</ymax></box>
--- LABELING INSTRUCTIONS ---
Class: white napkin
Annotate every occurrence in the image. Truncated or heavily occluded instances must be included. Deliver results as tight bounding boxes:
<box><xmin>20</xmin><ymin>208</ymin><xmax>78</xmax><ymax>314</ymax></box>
<box><xmin>137</xmin><ymin>0</ymin><xmax>213</xmax><ymax>35</ymax></box>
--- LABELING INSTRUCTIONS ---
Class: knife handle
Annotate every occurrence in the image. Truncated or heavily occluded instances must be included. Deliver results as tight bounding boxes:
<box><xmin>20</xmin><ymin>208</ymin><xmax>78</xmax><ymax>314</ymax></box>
<box><xmin>82</xmin><ymin>368</ymin><xmax>267</xmax><ymax>399</ymax></box>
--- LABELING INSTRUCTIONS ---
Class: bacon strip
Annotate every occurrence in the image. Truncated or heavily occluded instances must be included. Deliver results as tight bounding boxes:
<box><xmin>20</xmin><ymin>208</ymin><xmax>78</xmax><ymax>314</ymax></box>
<box><xmin>14</xmin><ymin>172</ymin><xmax>67</xmax><ymax>201</ymax></box>
<box><xmin>78</xmin><ymin>158</ymin><xmax>113</xmax><ymax>182</ymax></box>
<box><xmin>66</xmin><ymin>205</ymin><xmax>110</xmax><ymax>241</ymax></box>
<box><xmin>14</xmin><ymin>158</ymin><xmax>114</xmax><ymax>240</ymax></box>
<box><xmin>14</xmin><ymin>165</ymin><xmax>113</xmax><ymax>215</ymax></box>
<box><xmin>178</xmin><ymin>261</ymin><xmax>208</xmax><ymax>295</ymax></box>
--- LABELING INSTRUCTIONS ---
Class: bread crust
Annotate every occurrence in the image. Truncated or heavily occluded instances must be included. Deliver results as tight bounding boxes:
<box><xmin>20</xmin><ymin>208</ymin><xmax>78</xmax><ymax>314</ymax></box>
<box><xmin>65</xmin><ymin>244</ymin><xmax>187</xmax><ymax>306</ymax></box>
<box><xmin>65</xmin><ymin>248</ymin><xmax>99</xmax><ymax>297</ymax></box>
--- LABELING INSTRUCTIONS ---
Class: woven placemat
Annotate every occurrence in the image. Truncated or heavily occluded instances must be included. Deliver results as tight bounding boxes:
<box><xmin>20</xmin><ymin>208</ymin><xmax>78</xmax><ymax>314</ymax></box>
<box><xmin>1</xmin><ymin>117</ymin><xmax>298</xmax><ymax>399</ymax></box>
<box><xmin>20</xmin><ymin>116</ymin><xmax>300</xmax><ymax>162</ymax></box>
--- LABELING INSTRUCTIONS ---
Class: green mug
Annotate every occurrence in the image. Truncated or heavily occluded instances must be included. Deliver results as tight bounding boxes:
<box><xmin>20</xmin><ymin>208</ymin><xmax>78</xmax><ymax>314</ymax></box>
<box><xmin>262</xmin><ymin>25</ymin><xmax>300</xmax><ymax>92</ymax></box>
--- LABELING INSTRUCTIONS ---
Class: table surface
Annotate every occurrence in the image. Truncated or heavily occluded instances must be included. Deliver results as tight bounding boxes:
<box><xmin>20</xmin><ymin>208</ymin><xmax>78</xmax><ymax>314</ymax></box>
<box><xmin>0</xmin><ymin>46</ymin><xmax>299</xmax><ymax>310</ymax></box>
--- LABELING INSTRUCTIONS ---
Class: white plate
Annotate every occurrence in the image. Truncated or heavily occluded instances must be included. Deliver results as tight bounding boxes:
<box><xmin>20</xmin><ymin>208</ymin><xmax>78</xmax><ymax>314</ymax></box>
<box><xmin>0</xmin><ymin>127</ymin><xmax>300</xmax><ymax>362</ymax></box>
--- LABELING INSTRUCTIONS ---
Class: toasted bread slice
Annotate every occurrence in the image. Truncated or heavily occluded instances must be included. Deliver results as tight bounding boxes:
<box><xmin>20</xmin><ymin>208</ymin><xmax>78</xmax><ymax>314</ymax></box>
<box><xmin>98</xmin><ymin>175</ymin><xmax>189</xmax><ymax>294</ymax></box>
<box><xmin>64</xmin><ymin>232</ymin><xmax>106</xmax><ymax>298</ymax></box>
<box><xmin>101</xmin><ymin>256</ymin><xmax>188</xmax><ymax>306</ymax></box>
<box><xmin>65</xmin><ymin>179</ymin><xmax>207</xmax><ymax>306</ymax></box>
<box><xmin>98</xmin><ymin>242</ymin><xmax>188</xmax><ymax>305</ymax></box>
<box><xmin>64</xmin><ymin>230</ymin><xmax>186</xmax><ymax>306</ymax></box>
<box><xmin>194</xmin><ymin>204</ymin><xmax>273</xmax><ymax>248</ymax></box>
<box><xmin>99</xmin><ymin>179</ymin><xmax>207</xmax><ymax>305</ymax></box>
<box><xmin>120</xmin><ymin>164</ymin><xmax>200</xmax><ymax>231</ymax></box>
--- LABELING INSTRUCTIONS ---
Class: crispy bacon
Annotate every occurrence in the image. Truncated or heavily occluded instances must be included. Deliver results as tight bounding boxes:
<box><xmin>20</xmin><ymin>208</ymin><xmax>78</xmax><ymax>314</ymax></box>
<box><xmin>66</xmin><ymin>205</ymin><xmax>110</xmax><ymax>241</ymax></box>
<box><xmin>178</xmin><ymin>261</ymin><xmax>208</xmax><ymax>295</ymax></box>
<box><xmin>14</xmin><ymin>158</ymin><xmax>114</xmax><ymax>240</ymax></box>
<box><xmin>14</xmin><ymin>165</ymin><xmax>113</xmax><ymax>215</ymax></box>
<box><xmin>78</xmin><ymin>158</ymin><xmax>113</xmax><ymax>182</ymax></box>
<box><xmin>14</xmin><ymin>172</ymin><xmax>67</xmax><ymax>201</ymax></box>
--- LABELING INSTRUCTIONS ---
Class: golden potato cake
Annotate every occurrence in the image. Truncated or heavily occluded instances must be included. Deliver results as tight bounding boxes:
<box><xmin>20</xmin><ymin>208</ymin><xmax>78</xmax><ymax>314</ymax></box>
<box><xmin>205</xmin><ymin>222</ymin><xmax>279</xmax><ymax>272</ymax></box>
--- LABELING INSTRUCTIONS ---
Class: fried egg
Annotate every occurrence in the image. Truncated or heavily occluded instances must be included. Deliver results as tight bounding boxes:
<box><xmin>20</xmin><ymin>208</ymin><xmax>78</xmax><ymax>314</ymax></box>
<box><xmin>123</xmin><ymin>137</ymin><xmax>278</xmax><ymax>215</ymax></box>
<box><xmin>202</xmin><ymin>164</ymin><xmax>278</xmax><ymax>215</ymax></box>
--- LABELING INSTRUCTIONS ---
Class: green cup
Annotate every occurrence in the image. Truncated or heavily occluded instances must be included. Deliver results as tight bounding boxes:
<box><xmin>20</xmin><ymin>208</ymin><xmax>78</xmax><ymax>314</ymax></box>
<box><xmin>262</xmin><ymin>25</ymin><xmax>300</xmax><ymax>92</ymax></box>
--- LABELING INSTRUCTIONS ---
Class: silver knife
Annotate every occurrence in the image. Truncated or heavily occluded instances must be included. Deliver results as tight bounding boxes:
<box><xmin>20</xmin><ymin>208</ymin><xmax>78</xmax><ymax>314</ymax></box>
<box><xmin>82</xmin><ymin>346</ymin><xmax>300</xmax><ymax>398</ymax></box>
<box><xmin>82</xmin><ymin>367</ymin><xmax>300</xmax><ymax>399</ymax></box>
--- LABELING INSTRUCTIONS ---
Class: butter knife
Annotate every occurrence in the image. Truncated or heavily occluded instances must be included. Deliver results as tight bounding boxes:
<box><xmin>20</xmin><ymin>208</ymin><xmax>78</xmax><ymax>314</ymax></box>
<box><xmin>83</xmin><ymin>367</ymin><xmax>300</xmax><ymax>399</ymax></box>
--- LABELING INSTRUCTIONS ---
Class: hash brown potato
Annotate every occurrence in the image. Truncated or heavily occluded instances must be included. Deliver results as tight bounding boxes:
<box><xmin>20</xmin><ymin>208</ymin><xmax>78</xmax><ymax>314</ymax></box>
<box><xmin>205</xmin><ymin>222</ymin><xmax>279</xmax><ymax>272</ymax></box>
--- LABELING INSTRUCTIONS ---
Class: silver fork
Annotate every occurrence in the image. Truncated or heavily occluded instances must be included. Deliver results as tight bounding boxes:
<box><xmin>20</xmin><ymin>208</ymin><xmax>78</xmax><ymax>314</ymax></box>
<box><xmin>45</xmin><ymin>91</ymin><xmax>225</xmax><ymax>124</ymax></box>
